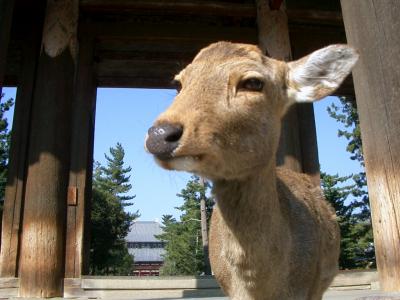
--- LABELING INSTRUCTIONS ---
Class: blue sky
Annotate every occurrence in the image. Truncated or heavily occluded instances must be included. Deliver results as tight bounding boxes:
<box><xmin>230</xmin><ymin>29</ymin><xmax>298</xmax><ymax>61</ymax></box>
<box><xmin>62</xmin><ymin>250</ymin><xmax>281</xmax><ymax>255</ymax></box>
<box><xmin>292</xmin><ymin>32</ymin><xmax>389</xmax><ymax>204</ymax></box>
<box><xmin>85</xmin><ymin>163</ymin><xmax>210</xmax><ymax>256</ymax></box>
<box><xmin>1</xmin><ymin>87</ymin><xmax>362</xmax><ymax>221</ymax></box>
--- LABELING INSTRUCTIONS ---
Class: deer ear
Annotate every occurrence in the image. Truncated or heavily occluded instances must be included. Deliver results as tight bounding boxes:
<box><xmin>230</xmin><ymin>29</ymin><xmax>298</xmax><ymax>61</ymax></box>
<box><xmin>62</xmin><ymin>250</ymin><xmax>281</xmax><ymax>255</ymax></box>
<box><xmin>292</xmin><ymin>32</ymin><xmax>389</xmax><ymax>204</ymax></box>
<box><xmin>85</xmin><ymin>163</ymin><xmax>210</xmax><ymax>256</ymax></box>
<box><xmin>286</xmin><ymin>45</ymin><xmax>359</xmax><ymax>103</ymax></box>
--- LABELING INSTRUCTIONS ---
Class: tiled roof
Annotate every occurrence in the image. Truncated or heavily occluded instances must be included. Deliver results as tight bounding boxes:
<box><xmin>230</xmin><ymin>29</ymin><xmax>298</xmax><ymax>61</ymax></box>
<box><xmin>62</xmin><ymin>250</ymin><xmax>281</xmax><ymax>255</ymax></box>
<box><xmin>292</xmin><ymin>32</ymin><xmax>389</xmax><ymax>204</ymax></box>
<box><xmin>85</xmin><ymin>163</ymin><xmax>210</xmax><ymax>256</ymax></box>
<box><xmin>126</xmin><ymin>221</ymin><xmax>163</xmax><ymax>242</ymax></box>
<box><xmin>128</xmin><ymin>247</ymin><xmax>165</xmax><ymax>262</ymax></box>
<box><xmin>126</xmin><ymin>221</ymin><xmax>165</xmax><ymax>262</ymax></box>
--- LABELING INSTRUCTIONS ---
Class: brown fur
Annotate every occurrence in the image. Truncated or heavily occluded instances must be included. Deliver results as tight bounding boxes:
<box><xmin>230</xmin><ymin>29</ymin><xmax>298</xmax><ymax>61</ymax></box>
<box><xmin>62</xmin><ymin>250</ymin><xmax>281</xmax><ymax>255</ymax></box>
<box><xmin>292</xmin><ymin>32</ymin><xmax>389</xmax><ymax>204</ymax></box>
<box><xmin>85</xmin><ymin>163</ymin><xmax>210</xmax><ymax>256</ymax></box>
<box><xmin>146</xmin><ymin>42</ymin><xmax>358</xmax><ymax>300</ymax></box>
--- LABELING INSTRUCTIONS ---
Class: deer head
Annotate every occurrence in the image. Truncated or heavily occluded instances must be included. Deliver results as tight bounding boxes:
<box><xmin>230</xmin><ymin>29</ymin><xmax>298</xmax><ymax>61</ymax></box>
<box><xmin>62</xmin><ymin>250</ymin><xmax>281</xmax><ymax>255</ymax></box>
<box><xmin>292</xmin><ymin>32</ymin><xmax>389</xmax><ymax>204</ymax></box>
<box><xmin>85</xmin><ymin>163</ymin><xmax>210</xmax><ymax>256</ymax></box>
<box><xmin>146</xmin><ymin>42</ymin><xmax>358</xmax><ymax>180</ymax></box>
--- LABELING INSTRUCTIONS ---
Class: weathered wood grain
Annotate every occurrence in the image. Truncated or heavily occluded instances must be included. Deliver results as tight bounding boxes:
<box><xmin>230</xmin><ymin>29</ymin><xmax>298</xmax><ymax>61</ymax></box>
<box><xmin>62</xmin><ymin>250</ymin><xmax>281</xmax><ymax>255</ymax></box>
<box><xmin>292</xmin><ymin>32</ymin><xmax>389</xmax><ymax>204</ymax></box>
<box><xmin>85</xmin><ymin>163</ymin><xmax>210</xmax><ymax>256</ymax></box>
<box><xmin>256</xmin><ymin>0</ymin><xmax>320</xmax><ymax>183</ymax></box>
<box><xmin>0</xmin><ymin>7</ymin><xmax>45</xmax><ymax>277</ymax></box>
<box><xmin>0</xmin><ymin>277</ymin><xmax>19</xmax><ymax>288</ymax></box>
<box><xmin>65</xmin><ymin>36</ymin><xmax>97</xmax><ymax>278</ymax></box>
<box><xmin>18</xmin><ymin>48</ymin><xmax>75</xmax><ymax>297</ymax></box>
<box><xmin>341</xmin><ymin>0</ymin><xmax>400</xmax><ymax>292</ymax></box>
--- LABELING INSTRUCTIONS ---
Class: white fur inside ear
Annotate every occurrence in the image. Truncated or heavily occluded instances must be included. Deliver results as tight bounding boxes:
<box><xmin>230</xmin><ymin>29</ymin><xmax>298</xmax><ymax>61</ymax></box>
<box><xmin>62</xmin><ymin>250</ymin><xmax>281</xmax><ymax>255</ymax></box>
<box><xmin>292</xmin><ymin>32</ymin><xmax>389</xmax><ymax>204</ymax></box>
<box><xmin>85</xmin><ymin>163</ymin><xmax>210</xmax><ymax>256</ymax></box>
<box><xmin>287</xmin><ymin>45</ymin><xmax>359</xmax><ymax>102</ymax></box>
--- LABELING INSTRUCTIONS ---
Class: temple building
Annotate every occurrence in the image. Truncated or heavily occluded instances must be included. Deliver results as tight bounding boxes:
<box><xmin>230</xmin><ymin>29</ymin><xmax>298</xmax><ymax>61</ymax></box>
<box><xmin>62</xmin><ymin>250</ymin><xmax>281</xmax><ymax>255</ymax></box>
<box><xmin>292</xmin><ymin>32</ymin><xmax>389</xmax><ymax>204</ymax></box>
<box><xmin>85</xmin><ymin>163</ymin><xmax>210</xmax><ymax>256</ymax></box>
<box><xmin>127</xmin><ymin>221</ymin><xmax>166</xmax><ymax>276</ymax></box>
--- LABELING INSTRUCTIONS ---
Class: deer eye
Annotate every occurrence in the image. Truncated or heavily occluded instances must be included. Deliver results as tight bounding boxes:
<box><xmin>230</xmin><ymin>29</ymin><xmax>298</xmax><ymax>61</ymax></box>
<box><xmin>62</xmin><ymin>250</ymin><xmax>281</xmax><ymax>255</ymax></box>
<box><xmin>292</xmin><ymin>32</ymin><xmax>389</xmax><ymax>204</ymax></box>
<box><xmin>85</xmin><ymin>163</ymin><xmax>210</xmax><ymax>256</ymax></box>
<box><xmin>171</xmin><ymin>79</ymin><xmax>182</xmax><ymax>92</ymax></box>
<box><xmin>238</xmin><ymin>78</ymin><xmax>264</xmax><ymax>92</ymax></box>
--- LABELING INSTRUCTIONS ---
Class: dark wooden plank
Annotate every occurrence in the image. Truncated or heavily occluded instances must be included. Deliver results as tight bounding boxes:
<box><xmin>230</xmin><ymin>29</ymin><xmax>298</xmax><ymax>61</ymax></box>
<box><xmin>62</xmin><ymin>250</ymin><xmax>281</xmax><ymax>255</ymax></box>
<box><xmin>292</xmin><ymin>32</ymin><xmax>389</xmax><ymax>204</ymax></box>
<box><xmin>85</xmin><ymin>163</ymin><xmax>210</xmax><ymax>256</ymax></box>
<box><xmin>65</xmin><ymin>36</ymin><xmax>97</xmax><ymax>278</ymax></box>
<box><xmin>85</xmin><ymin>22</ymin><xmax>258</xmax><ymax>44</ymax></box>
<box><xmin>96</xmin><ymin>49</ymin><xmax>197</xmax><ymax>62</ymax></box>
<box><xmin>0</xmin><ymin>9</ymin><xmax>44</xmax><ymax>277</ymax></box>
<box><xmin>80</xmin><ymin>0</ymin><xmax>256</xmax><ymax>17</ymax></box>
<box><xmin>97</xmin><ymin>76</ymin><xmax>178</xmax><ymax>88</ymax></box>
<box><xmin>19</xmin><ymin>48</ymin><xmax>75</xmax><ymax>297</ymax></box>
<box><xmin>341</xmin><ymin>0</ymin><xmax>400</xmax><ymax>291</ymax></box>
<box><xmin>0</xmin><ymin>0</ymin><xmax>14</xmax><ymax>87</ymax></box>
<box><xmin>288</xmin><ymin>24</ymin><xmax>347</xmax><ymax>59</ymax></box>
<box><xmin>286</xmin><ymin>0</ymin><xmax>342</xmax><ymax>12</ymax></box>
<box><xmin>95</xmin><ymin>38</ymin><xmax>211</xmax><ymax>53</ymax></box>
<box><xmin>287</xmin><ymin>9</ymin><xmax>342</xmax><ymax>25</ymax></box>
<box><xmin>97</xmin><ymin>60</ymin><xmax>185</xmax><ymax>79</ymax></box>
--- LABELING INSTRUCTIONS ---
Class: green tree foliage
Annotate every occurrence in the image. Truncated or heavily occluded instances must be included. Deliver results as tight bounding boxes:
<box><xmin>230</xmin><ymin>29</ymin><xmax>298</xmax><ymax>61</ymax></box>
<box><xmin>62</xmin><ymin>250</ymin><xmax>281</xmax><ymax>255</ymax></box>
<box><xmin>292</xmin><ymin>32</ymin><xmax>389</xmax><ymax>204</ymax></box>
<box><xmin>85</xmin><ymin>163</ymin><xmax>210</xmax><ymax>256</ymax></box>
<box><xmin>322</xmin><ymin>97</ymin><xmax>375</xmax><ymax>269</ymax></box>
<box><xmin>0</xmin><ymin>93</ymin><xmax>13</xmax><ymax>216</ymax></box>
<box><xmin>90</xmin><ymin>143</ymin><xmax>139</xmax><ymax>275</ymax></box>
<box><xmin>94</xmin><ymin>143</ymin><xmax>137</xmax><ymax>206</ymax></box>
<box><xmin>327</xmin><ymin>97</ymin><xmax>370</xmax><ymax>219</ymax></box>
<box><xmin>157</xmin><ymin>176</ymin><xmax>213</xmax><ymax>276</ymax></box>
<box><xmin>321</xmin><ymin>172</ymin><xmax>375</xmax><ymax>269</ymax></box>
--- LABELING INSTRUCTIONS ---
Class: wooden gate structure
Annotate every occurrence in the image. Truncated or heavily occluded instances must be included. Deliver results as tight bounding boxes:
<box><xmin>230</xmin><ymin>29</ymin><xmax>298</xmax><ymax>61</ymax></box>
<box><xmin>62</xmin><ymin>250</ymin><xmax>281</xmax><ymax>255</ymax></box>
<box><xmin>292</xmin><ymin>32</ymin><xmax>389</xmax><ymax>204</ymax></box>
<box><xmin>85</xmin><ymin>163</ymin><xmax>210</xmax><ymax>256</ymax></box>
<box><xmin>0</xmin><ymin>0</ymin><xmax>399</xmax><ymax>297</ymax></box>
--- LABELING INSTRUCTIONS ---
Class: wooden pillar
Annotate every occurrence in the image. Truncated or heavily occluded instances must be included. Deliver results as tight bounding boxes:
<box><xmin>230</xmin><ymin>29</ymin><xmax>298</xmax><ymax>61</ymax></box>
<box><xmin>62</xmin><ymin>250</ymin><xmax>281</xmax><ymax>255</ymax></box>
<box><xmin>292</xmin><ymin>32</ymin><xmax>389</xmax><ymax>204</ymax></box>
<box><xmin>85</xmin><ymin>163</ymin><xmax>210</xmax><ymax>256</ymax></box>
<box><xmin>0</xmin><ymin>6</ymin><xmax>45</xmax><ymax>277</ymax></box>
<box><xmin>16</xmin><ymin>0</ymin><xmax>79</xmax><ymax>293</ymax></box>
<box><xmin>0</xmin><ymin>0</ymin><xmax>14</xmax><ymax>86</ymax></box>
<box><xmin>341</xmin><ymin>0</ymin><xmax>400</xmax><ymax>291</ymax></box>
<box><xmin>18</xmin><ymin>47</ymin><xmax>75</xmax><ymax>297</ymax></box>
<box><xmin>297</xmin><ymin>104</ymin><xmax>320</xmax><ymax>184</ymax></box>
<box><xmin>256</xmin><ymin>0</ymin><xmax>320</xmax><ymax>185</ymax></box>
<box><xmin>65</xmin><ymin>34</ymin><xmax>96</xmax><ymax>278</ymax></box>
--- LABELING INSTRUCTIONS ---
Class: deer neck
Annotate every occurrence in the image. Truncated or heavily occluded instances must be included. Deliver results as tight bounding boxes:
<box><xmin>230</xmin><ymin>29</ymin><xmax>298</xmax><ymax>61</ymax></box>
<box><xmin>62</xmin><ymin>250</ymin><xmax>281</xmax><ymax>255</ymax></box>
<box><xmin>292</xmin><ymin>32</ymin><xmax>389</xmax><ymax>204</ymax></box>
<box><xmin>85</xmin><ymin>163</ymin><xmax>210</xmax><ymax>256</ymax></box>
<box><xmin>212</xmin><ymin>164</ymin><xmax>283</xmax><ymax>239</ymax></box>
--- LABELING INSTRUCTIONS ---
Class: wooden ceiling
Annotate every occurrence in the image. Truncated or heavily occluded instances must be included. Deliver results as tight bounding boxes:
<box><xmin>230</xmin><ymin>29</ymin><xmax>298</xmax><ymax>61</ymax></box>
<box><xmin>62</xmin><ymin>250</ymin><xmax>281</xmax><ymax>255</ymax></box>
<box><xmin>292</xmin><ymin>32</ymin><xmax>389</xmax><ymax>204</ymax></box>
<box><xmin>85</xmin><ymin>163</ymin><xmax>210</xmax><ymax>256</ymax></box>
<box><xmin>5</xmin><ymin>0</ymin><xmax>353</xmax><ymax>95</ymax></box>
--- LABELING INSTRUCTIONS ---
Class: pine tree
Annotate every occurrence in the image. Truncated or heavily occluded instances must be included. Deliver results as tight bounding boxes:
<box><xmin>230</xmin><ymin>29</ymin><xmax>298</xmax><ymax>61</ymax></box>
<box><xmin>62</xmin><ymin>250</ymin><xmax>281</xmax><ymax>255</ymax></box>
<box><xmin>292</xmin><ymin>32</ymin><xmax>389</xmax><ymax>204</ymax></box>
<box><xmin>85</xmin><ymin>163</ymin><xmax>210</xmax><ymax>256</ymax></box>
<box><xmin>322</xmin><ymin>96</ymin><xmax>375</xmax><ymax>269</ymax></box>
<box><xmin>0</xmin><ymin>93</ymin><xmax>13</xmax><ymax>216</ymax></box>
<box><xmin>157</xmin><ymin>176</ymin><xmax>214</xmax><ymax>276</ymax></box>
<box><xmin>95</xmin><ymin>143</ymin><xmax>137</xmax><ymax>207</ymax></box>
<box><xmin>327</xmin><ymin>97</ymin><xmax>370</xmax><ymax>220</ymax></box>
<box><xmin>90</xmin><ymin>143</ymin><xmax>139</xmax><ymax>275</ymax></box>
<box><xmin>321</xmin><ymin>172</ymin><xmax>375</xmax><ymax>269</ymax></box>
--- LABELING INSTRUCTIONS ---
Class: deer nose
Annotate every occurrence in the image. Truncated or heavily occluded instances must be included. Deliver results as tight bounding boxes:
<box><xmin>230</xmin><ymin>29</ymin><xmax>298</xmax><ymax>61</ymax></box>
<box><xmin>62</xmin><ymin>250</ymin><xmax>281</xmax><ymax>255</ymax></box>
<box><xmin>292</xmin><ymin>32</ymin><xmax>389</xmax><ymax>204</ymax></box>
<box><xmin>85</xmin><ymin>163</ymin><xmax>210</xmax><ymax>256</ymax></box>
<box><xmin>146</xmin><ymin>123</ymin><xmax>184</xmax><ymax>160</ymax></box>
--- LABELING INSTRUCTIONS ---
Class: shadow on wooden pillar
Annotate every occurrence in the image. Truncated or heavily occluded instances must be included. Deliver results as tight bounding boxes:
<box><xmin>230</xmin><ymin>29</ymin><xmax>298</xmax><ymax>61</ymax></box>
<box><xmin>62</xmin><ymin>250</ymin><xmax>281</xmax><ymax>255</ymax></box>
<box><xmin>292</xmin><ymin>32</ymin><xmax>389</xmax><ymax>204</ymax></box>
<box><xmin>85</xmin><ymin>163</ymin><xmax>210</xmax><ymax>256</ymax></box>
<box><xmin>18</xmin><ymin>49</ymin><xmax>75</xmax><ymax>297</ymax></box>
<box><xmin>256</xmin><ymin>0</ymin><xmax>320</xmax><ymax>185</ymax></box>
<box><xmin>65</xmin><ymin>34</ymin><xmax>97</xmax><ymax>278</ymax></box>
<box><xmin>0</xmin><ymin>6</ymin><xmax>45</xmax><ymax>277</ymax></box>
<box><xmin>341</xmin><ymin>0</ymin><xmax>400</xmax><ymax>291</ymax></box>
<box><xmin>297</xmin><ymin>103</ymin><xmax>320</xmax><ymax>185</ymax></box>
<box><xmin>277</xmin><ymin>105</ymin><xmax>320</xmax><ymax>186</ymax></box>
<box><xmin>277</xmin><ymin>106</ymin><xmax>302</xmax><ymax>172</ymax></box>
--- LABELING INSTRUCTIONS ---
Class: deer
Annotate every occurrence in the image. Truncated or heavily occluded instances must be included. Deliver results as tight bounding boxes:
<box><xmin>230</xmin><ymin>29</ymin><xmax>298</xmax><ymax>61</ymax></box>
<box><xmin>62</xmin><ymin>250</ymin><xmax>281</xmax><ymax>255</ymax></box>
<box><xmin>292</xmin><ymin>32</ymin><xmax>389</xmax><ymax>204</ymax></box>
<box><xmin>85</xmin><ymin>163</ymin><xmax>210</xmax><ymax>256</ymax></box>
<box><xmin>145</xmin><ymin>42</ymin><xmax>358</xmax><ymax>300</ymax></box>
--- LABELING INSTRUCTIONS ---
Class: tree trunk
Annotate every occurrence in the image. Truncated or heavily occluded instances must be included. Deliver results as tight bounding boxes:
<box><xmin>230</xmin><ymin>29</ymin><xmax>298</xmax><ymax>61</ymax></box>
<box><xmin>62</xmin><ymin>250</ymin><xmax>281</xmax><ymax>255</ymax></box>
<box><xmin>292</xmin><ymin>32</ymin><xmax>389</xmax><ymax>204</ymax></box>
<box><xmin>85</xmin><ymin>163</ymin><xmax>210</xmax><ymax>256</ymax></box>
<box><xmin>199</xmin><ymin>177</ymin><xmax>211</xmax><ymax>275</ymax></box>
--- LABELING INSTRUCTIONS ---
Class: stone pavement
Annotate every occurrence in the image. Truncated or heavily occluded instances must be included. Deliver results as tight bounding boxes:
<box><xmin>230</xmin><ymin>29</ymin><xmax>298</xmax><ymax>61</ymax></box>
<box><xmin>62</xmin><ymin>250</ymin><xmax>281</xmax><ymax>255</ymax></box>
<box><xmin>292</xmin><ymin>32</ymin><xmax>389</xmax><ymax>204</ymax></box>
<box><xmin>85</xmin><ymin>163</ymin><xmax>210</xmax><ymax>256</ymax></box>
<box><xmin>167</xmin><ymin>289</ymin><xmax>400</xmax><ymax>300</ymax></box>
<box><xmin>324</xmin><ymin>289</ymin><xmax>400</xmax><ymax>299</ymax></box>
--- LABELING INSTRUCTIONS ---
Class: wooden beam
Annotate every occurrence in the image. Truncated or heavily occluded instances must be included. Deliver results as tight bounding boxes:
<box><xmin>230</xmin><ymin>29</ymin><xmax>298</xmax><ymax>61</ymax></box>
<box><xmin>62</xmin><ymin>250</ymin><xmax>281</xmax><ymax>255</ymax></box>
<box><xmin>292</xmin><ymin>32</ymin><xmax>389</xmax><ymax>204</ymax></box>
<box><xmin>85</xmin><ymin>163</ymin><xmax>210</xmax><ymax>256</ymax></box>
<box><xmin>0</xmin><ymin>7</ymin><xmax>45</xmax><ymax>277</ymax></box>
<box><xmin>65</xmin><ymin>36</ymin><xmax>96</xmax><ymax>278</ymax></box>
<box><xmin>288</xmin><ymin>23</ymin><xmax>347</xmax><ymax>59</ymax></box>
<box><xmin>97</xmin><ymin>76</ymin><xmax>178</xmax><ymax>89</ymax></box>
<box><xmin>18</xmin><ymin>48</ymin><xmax>75</xmax><ymax>297</ymax></box>
<box><xmin>84</xmin><ymin>23</ymin><xmax>257</xmax><ymax>43</ymax></box>
<box><xmin>287</xmin><ymin>9</ymin><xmax>343</xmax><ymax>25</ymax></box>
<box><xmin>340</xmin><ymin>0</ymin><xmax>400</xmax><ymax>291</ymax></box>
<box><xmin>80</xmin><ymin>0</ymin><xmax>256</xmax><ymax>17</ymax></box>
<box><xmin>0</xmin><ymin>0</ymin><xmax>14</xmax><ymax>87</ymax></box>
